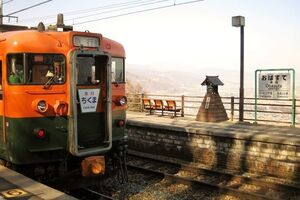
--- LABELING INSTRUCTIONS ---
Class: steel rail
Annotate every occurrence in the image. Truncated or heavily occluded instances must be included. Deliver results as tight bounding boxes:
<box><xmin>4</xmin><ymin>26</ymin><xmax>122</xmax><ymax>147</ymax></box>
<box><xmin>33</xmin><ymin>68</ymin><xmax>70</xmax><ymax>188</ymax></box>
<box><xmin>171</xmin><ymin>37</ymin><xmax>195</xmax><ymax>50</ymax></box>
<box><xmin>83</xmin><ymin>188</ymin><xmax>115</xmax><ymax>200</ymax></box>
<box><xmin>128</xmin><ymin>152</ymin><xmax>300</xmax><ymax>197</ymax></box>
<box><xmin>127</xmin><ymin>163</ymin><xmax>276</xmax><ymax>200</ymax></box>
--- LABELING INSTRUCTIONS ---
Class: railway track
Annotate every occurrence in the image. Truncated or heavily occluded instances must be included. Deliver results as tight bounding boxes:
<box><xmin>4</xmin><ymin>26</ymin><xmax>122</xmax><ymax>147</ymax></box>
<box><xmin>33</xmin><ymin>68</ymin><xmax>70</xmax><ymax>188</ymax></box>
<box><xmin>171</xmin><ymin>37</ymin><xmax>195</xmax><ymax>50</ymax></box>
<box><xmin>127</xmin><ymin>151</ymin><xmax>300</xmax><ymax>200</ymax></box>
<box><xmin>69</xmin><ymin>188</ymin><xmax>115</xmax><ymax>200</ymax></box>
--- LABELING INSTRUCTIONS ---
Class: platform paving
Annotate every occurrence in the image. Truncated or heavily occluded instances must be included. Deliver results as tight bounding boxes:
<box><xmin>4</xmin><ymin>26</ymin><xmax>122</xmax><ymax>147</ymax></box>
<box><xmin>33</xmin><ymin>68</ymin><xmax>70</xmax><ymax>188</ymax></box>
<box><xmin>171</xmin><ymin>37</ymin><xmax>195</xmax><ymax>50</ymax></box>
<box><xmin>0</xmin><ymin>166</ymin><xmax>77</xmax><ymax>200</ymax></box>
<box><xmin>127</xmin><ymin>111</ymin><xmax>300</xmax><ymax>146</ymax></box>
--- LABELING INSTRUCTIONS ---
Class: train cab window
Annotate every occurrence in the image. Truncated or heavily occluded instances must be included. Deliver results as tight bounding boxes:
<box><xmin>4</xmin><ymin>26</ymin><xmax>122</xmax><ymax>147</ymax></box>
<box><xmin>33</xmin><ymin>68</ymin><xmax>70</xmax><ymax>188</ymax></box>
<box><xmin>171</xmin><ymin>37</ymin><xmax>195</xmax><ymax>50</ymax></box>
<box><xmin>7</xmin><ymin>53</ymin><xmax>65</xmax><ymax>85</ymax></box>
<box><xmin>111</xmin><ymin>57</ymin><xmax>124</xmax><ymax>83</ymax></box>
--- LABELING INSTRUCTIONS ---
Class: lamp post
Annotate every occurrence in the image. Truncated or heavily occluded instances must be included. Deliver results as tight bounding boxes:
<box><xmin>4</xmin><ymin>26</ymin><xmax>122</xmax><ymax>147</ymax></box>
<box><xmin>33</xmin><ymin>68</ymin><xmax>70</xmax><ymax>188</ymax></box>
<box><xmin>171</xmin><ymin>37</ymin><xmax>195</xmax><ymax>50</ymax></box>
<box><xmin>232</xmin><ymin>16</ymin><xmax>245</xmax><ymax>122</ymax></box>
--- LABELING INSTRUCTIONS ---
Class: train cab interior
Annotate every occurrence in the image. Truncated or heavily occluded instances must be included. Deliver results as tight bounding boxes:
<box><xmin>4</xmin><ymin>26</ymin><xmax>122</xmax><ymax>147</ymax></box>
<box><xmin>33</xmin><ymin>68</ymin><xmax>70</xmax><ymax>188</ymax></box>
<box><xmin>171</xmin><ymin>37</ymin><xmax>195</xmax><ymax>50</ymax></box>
<box><xmin>6</xmin><ymin>54</ymin><xmax>65</xmax><ymax>85</ymax></box>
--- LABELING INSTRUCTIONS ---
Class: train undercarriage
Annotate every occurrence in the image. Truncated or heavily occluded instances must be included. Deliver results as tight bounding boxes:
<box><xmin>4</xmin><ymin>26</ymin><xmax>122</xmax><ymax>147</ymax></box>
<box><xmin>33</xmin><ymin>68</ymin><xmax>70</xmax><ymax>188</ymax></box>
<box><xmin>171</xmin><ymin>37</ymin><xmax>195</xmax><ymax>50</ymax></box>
<box><xmin>0</xmin><ymin>139</ymin><xmax>128</xmax><ymax>190</ymax></box>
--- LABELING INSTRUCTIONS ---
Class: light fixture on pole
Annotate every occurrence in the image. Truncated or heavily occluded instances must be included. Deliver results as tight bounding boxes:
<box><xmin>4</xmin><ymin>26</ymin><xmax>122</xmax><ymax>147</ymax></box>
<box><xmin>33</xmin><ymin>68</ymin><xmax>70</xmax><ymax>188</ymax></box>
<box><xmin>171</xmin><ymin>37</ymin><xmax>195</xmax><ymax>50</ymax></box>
<box><xmin>232</xmin><ymin>15</ymin><xmax>245</xmax><ymax>122</ymax></box>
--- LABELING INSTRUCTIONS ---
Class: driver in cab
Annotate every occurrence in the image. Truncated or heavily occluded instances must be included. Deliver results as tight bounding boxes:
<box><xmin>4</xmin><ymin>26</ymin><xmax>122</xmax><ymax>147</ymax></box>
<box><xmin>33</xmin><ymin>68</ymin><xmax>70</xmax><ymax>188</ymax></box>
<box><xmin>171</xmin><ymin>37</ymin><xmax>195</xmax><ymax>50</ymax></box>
<box><xmin>46</xmin><ymin>61</ymin><xmax>63</xmax><ymax>83</ymax></box>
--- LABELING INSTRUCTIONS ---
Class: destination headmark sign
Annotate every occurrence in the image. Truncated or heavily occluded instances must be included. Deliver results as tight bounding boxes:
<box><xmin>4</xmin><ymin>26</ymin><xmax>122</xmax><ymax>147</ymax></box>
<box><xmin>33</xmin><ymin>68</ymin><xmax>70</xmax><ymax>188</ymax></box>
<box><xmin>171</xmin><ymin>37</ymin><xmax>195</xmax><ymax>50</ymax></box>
<box><xmin>78</xmin><ymin>89</ymin><xmax>100</xmax><ymax>113</ymax></box>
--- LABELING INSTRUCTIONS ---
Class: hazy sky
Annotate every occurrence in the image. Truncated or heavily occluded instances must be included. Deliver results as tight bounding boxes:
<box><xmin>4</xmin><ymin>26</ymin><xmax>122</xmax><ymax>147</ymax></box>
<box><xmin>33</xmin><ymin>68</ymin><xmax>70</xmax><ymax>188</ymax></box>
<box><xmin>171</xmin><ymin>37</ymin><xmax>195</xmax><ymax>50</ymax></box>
<box><xmin>2</xmin><ymin>0</ymin><xmax>300</xmax><ymax>76</ymax></box>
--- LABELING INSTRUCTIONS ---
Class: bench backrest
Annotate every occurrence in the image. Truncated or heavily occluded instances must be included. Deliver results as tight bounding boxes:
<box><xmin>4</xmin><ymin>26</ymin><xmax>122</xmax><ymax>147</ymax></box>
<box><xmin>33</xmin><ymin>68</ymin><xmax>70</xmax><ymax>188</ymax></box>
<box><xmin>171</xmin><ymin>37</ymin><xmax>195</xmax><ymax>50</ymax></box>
<box><xmin>154</xmin><ymin>99</ymin><xmax>163</xmax><ymax>108</ymax></box>
<box><xmin>166</xmin><ymin>100</ymin><xmax>176</xmax><ymax>109</ymax></box>
<box><xmin>142</xmin><ymin>98</ymin><xmax>151</xmax><ymax>106</ymax></box>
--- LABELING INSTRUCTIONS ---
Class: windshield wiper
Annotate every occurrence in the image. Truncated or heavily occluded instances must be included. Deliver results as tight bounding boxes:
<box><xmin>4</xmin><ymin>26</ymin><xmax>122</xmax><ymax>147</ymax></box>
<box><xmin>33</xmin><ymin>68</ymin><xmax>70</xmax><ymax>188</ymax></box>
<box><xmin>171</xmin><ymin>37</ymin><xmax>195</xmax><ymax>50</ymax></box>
<box><xmin>43</xmin><ymin>71</ymin><xmax>55</xmax><ymax>89</ymax></box>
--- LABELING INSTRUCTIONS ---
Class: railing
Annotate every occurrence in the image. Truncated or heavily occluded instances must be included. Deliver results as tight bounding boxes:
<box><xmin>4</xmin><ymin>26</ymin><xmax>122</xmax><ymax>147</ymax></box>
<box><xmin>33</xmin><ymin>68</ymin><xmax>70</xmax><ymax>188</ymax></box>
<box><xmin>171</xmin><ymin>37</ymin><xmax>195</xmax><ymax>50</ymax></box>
<box><xmin>127</xmin><ymin>93</ymin><xmax>300</xmax><ymax>126</ymax></box>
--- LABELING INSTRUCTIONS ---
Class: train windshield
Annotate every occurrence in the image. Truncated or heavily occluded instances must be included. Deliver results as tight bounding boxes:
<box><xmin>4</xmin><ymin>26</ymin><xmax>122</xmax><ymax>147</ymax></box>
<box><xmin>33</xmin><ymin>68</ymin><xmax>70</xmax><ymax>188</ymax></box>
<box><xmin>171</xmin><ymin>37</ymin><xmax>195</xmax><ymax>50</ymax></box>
<box><xmin>7</xmin><ymin>53</ymin><xmax>66</xmax><ymax>85</ymax></box>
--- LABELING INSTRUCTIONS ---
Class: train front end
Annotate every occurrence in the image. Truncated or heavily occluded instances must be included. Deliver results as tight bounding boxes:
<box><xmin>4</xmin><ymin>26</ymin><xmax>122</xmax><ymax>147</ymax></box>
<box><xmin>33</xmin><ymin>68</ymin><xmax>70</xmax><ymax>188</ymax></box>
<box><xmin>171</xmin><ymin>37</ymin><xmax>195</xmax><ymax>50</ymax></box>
<box><xmin>0</xmin><ymin>26</ymin><xmax>127</xmax><ymax>182</ymax></box>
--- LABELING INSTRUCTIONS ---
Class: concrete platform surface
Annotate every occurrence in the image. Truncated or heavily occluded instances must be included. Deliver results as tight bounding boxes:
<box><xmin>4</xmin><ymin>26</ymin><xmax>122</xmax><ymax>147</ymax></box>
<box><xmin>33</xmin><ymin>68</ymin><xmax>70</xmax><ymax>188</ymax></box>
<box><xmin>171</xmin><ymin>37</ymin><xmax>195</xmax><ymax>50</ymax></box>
<box><xmin>0</xmin><ymin>166</ymin><xmax>77</xmax><ymax>200</ymax></box>
<box><xmin>127</xmin><ymin>111</ymin><xmax>300</xmax><ymax>146</ymax></box>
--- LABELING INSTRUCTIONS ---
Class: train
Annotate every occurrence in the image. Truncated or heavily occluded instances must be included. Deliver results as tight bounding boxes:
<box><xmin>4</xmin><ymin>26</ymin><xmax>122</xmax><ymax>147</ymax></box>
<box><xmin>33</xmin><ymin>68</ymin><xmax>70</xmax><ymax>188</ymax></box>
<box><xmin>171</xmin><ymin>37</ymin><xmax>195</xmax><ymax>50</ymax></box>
<box><xmin>0</xmin><ymin>14</ymin><xmax>128</xmax><ymax>187</ymax></box>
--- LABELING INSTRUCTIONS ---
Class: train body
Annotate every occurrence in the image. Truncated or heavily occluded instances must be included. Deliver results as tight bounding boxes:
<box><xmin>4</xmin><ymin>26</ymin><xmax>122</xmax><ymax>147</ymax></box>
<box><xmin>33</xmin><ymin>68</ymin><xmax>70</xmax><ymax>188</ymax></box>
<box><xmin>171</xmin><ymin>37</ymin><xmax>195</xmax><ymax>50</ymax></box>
<box><xmin>0</xmin><ymin>21</ymin><xmax>127</xmax><ymax>184</ymax></box>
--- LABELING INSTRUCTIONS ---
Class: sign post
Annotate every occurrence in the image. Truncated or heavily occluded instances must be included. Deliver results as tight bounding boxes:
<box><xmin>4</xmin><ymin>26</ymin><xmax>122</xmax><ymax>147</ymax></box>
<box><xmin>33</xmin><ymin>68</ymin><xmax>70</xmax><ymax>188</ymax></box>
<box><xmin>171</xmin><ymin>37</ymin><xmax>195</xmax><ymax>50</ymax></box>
<box><xmin>254</xmin><ymin>68</ymin><xmax>295</xmax><ymax>126</ymax></box>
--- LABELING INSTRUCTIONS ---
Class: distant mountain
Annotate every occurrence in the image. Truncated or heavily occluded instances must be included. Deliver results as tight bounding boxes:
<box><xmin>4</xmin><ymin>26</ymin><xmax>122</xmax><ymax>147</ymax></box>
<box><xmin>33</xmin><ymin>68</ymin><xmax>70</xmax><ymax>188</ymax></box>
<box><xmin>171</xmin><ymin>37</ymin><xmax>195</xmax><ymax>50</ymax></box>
<box><xmin>126</xmin><ymin>64</ymin><xmax>300</xmax><ymax>98</ymax></box>
<box><xmin>126</xmin><ymin>66</ymin><xmax>203</xmax><ymax>95</ymax></box>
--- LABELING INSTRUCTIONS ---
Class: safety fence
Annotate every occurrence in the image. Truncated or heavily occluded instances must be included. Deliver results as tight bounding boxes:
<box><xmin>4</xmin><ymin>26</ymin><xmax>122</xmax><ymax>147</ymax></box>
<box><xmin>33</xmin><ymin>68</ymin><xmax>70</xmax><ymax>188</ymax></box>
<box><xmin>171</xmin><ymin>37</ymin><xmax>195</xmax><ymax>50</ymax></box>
<box><xmin>126</xmin><ymin>93</ymin><xmax>300</xmax><ymax>126</ymax></box>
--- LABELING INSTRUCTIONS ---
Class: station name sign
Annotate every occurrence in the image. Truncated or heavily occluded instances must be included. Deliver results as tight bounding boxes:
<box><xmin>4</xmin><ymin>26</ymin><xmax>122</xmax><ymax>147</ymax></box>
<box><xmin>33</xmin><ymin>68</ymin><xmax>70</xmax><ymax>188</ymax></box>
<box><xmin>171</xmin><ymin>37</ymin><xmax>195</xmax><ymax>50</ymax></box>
<box><xmin>258</xmin><ymin>73</ymin><xmax>290</xmax><ymax>99</ymax></box>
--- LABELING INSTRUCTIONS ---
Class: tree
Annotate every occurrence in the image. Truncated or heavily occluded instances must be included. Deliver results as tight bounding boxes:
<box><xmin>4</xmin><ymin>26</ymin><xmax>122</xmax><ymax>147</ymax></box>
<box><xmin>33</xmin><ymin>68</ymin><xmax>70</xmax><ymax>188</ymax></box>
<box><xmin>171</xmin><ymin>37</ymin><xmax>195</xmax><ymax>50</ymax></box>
<box><xmin>126</xmin><ymin>79</ymin><xmax>146</xmax><ymax>111</ymax></box>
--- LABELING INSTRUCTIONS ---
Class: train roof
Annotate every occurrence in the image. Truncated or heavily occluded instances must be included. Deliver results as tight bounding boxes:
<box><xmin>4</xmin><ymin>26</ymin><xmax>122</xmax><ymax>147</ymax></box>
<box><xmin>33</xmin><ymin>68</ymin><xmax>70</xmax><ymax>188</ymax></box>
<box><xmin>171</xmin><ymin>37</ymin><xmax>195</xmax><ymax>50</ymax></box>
<box><xmin>102</xmin><ymin>36</ymin><xmax>126</xmax><ymax>58</ymax></box>
<box><xmin>0</xmin><ymin>26</ymin><xmax>125</xmax><ymax>57</ymax></box>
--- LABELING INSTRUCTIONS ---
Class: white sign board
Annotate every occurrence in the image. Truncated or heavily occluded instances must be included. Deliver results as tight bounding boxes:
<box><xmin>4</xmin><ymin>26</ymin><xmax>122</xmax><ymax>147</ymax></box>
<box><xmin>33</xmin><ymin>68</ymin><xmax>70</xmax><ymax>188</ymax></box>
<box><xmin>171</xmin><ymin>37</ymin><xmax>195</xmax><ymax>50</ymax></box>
<box><xmin>78</xmin><ymin>89</ymin><xmax>100</xmax><ymax>113</ymax></box>
<box><xmin>258</xmin><ymin>73</ymin><xmax>290</xmax><ymax>99</ymax></box>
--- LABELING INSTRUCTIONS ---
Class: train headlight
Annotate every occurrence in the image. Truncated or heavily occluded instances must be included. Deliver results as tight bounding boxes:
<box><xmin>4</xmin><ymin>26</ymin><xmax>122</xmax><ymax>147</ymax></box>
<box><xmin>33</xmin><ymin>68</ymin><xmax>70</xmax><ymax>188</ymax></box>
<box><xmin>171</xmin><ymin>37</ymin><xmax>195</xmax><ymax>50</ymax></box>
<box><xmin>117</xmin><ymin>96</ymin><xmax>127</xmax><ymax>106</ymax></box>
<box><xmin>32</xmin><ymin>99</ymin><xmax>49</xmax><ymax>113</ymax></box>
<box><xmin>37</xmin><ymin>101</ymin><xmax>47</xmax><ymax>112</ymax></box>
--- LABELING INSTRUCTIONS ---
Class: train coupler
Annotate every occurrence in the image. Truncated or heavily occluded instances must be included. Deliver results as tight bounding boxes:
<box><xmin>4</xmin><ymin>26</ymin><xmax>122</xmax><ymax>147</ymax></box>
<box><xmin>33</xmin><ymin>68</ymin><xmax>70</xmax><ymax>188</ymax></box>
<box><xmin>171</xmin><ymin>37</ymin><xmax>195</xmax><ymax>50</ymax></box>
<box><xmin>114</xmin><ymin>140</ymin><xmax>128</xmax><ymax>184</ymax></box>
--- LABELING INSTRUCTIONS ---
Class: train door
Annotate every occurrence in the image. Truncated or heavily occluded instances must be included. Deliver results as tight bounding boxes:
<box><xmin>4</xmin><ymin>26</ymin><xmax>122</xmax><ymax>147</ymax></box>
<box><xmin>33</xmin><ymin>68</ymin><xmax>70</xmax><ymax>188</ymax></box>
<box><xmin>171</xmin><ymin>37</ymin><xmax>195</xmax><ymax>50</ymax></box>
<box><xmin>0</xmin><ymin>59</ymin><xmax>4</xmax><ymax>156</ymax></box>
<box><xmin>69</xmin><ymin>51</ymin><xmax>112</xmax><ymax>156</ymax></box>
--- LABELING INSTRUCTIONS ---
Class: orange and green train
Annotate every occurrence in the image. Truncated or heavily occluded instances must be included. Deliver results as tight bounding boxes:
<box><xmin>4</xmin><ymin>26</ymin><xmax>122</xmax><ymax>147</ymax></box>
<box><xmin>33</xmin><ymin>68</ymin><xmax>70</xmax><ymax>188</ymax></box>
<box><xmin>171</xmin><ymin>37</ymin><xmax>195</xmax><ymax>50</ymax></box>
<box><xmin>0</xmin><ymin>19</ymin><xmax>127</xmax><ymax>183</ymax></box>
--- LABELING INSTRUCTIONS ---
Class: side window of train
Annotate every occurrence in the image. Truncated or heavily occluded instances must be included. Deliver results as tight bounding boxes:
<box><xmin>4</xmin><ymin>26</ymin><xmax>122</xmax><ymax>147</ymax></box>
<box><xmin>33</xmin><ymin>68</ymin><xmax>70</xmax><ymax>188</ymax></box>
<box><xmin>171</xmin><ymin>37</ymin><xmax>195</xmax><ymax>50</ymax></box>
<box><xmin>111</xmin><ymin>57</ymin><xmax>124</xmax><ymax>83</ymax></box>
<box><xmin>7</xmin><ymin>54</ymin><xmax>25</xmax><ymax>84</ymax></box>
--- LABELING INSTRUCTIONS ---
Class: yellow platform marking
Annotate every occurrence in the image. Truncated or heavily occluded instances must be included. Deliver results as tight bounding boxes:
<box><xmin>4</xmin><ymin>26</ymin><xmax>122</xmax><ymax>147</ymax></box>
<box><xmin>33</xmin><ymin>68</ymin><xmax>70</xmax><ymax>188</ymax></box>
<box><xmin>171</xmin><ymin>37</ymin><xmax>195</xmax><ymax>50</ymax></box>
<box><xmin>1</xmin><ymin>189</ymin><xmax>27</xmax><ymax>198</ymax></box>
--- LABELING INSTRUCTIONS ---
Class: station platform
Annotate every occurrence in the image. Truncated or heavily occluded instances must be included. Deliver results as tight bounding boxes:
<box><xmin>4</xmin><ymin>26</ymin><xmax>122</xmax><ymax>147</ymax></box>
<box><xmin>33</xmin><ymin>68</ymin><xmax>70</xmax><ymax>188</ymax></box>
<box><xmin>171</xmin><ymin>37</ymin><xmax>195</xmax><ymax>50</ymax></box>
<box><xmin>127</xmin><ymin>111</ymin><xmax>300</xmax><ymax>145</ymax></box>
<box><xmin>0</xmin><ymin>166</ymin><xmax>77</xmax><ymax>200</ymax></box>
<box><xmin>126</xmin><ymin>111</ymin><xmax>300</xmax><ymax>183</ymax></box>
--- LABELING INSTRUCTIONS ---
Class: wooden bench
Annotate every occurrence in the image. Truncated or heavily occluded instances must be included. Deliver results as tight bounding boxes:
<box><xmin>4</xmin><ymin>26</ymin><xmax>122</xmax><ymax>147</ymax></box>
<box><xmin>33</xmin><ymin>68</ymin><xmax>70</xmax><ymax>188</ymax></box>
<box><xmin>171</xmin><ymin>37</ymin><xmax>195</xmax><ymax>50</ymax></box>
<box><xmin>142</xmin><ymin>98</ymin><xmax>182</xmax><ymax>117</ymax></box>
<box><xmin>142</xmin><ymin>98</ymin><xmax>164</xmax><ymax>115</ymax></box>
<box><xmin>164</xmin><ymin>100</ymin><xmax>182</xmax><ymax>117</ymax></box>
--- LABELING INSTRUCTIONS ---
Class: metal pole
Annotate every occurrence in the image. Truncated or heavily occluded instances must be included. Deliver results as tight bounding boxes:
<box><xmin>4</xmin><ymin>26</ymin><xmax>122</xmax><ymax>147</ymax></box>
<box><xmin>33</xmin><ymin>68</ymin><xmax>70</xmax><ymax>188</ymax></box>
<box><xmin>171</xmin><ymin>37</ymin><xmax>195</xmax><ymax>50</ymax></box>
<box><xmin>181</xmin><ymin>95</ymin><xmax>185</xmax><ymax>117</ymax></box>
<box><xmin>141</xmin><ymin>93</ymin><xmax>144</xmax><ymax>112</ymax></box>
<box><xmin>239</xmin><ymin>25</ymin><xmax>244</xmax><ymax>121</ymax></box>
<box><xmin>231</xmin><ymin>96</ymin><xmax>234</xmax><ymax>121</ymax></box>
<box><xmin>292</xmin><ymin>69</ymin><xmax>295</xmax><ymax>127</ymax></box>
<box><xmin>254</xmin><ymin>70</ymin><xmax>258</xmax><ymax>123</ymax></box>
<box><xmin>292</xmin><ymin>98</ymin><xmax>296</xmax><ymax>127</ymax></box>
<box><xmin>0</xmin><ymin>0</ymin><xmax>3</xmax><ymax>25</ymax></box>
